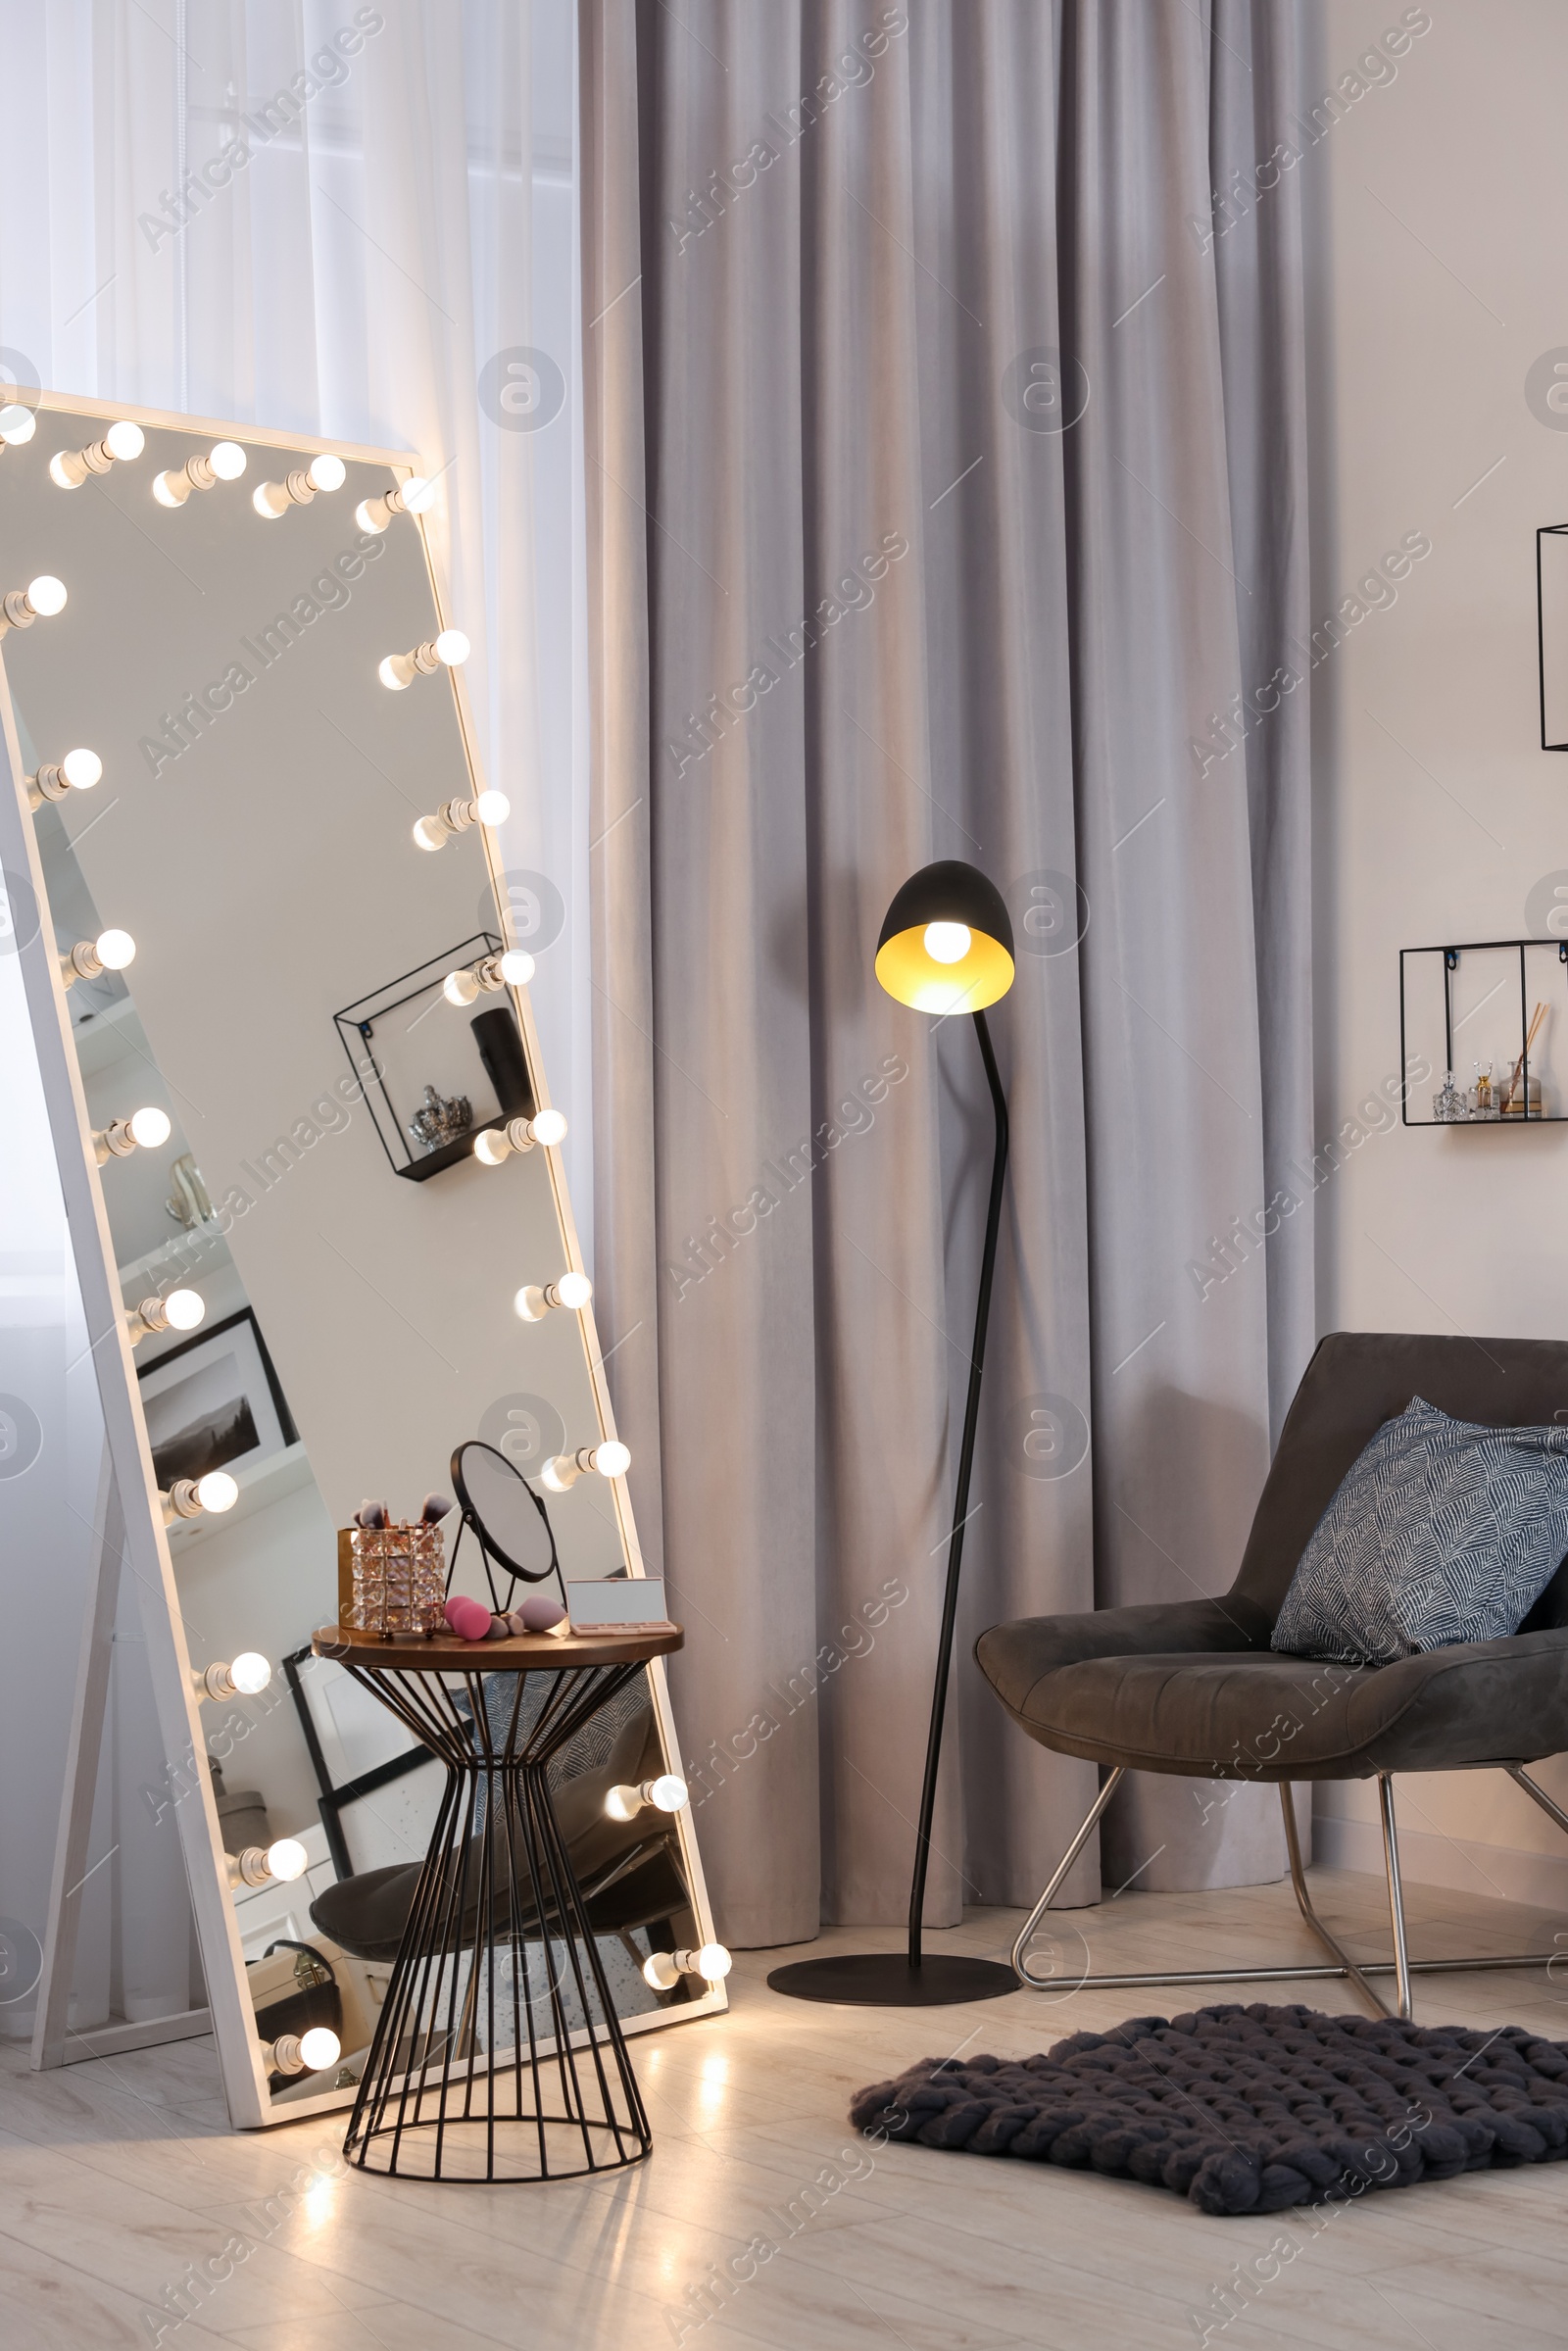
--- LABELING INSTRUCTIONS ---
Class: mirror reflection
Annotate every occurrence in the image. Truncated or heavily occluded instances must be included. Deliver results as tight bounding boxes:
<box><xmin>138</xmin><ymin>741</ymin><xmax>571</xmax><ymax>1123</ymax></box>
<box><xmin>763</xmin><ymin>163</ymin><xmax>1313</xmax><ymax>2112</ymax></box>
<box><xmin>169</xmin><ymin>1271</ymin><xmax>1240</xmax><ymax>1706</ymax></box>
<box><xmin>2</xmin><ymin>405</ymin><xmax>713</xmax><ymax>2113</ymax></box>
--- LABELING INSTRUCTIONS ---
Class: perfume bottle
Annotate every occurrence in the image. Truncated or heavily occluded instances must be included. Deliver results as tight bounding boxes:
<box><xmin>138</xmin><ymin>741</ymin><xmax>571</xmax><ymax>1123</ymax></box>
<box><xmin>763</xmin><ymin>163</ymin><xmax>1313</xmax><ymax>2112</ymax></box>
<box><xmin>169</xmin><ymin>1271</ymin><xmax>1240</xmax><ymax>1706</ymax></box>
<box><xmin>1470</xmin><ymin>1060</ymin><xmax>1498</xmax><ymax>1120</ymax></box>
<box><xmin>1432</xmin><ymin>1071</ymin><xmax>1465</xmax><ymax>1122</ymax></box>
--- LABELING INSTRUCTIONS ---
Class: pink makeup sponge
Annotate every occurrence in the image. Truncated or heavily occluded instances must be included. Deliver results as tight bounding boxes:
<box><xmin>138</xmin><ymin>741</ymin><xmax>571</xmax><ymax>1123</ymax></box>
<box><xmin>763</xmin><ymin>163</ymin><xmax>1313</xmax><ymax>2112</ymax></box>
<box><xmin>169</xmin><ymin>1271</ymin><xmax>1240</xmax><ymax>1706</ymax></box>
<box><xmin>444</xmin><ymin>1594</ymin><xmax>493</xmax><ymax>1641</ymax></box>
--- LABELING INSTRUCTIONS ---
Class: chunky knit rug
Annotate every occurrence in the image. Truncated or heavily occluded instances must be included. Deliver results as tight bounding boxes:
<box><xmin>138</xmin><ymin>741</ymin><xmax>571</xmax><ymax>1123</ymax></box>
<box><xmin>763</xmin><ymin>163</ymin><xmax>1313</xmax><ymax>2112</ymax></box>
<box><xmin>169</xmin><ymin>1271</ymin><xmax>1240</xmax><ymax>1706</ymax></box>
<box><xmin>848</xmin><ymin>2003</ymin><xmax>1568</xmax><ymax>2215</ymax></box>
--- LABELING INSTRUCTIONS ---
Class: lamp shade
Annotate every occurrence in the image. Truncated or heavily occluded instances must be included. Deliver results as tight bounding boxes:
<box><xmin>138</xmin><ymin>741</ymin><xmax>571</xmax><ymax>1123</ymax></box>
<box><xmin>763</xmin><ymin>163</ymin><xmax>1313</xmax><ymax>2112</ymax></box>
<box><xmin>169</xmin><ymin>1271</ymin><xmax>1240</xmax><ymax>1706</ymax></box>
<box><xmin>874</xmin><ymin>859</ymin><xmax>1015</xmax><ymax>1014</ymax></box>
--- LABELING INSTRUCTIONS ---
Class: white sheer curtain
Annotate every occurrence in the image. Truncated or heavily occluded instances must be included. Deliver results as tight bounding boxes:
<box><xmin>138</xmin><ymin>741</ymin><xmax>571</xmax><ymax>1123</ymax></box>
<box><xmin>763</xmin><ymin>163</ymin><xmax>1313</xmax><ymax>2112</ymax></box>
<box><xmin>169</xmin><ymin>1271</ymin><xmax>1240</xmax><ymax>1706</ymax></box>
<box><xmin>0</xmin><ymin>0</ymin><xmax>587</xmax><ymax>2035</ymax></box>
<box><xmin>0</xmin><ymin>0</ymin><xmax>589</xmax><ymax>1177</ymax></box>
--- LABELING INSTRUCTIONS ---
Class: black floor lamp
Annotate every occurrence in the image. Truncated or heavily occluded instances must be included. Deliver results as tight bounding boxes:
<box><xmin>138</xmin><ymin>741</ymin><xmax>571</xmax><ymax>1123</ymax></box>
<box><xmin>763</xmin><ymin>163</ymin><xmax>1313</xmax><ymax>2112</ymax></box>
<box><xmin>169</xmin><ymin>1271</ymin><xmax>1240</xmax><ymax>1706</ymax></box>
<box><xmin>769</xmin><ymin>860</ymin><xmax>1020</xmax><ymax>2006</ymax></box>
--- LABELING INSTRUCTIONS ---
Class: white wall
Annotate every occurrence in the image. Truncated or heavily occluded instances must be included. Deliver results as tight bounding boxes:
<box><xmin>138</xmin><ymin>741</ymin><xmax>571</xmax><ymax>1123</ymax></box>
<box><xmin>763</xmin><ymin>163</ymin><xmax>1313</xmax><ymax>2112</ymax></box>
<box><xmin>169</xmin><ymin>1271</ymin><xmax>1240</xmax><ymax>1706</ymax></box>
<box><xmin>1309</xmin><ymin>0</ymin><xmax>1568</xmax><ymax>1907</ymax></box>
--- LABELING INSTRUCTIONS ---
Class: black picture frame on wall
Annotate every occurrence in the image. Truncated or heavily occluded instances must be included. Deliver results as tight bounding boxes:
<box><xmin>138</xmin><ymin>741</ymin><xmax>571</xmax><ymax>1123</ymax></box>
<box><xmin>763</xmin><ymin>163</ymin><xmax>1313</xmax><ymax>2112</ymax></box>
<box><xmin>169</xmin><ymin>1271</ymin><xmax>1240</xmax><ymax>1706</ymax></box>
<box><xmin>1538</xmin><ymin>523</ymin><xmax>1568</xmax><ymax>751</ymax></box>
<box><xmin>282</xmin><ymin>1645</ymin><xmax>432</xmax><ymax>1882</ymax></box>
<box><xmin>136</xmin><ymin>1306</ymin><xmax>299</xmax><ymax>1489</ymax></box>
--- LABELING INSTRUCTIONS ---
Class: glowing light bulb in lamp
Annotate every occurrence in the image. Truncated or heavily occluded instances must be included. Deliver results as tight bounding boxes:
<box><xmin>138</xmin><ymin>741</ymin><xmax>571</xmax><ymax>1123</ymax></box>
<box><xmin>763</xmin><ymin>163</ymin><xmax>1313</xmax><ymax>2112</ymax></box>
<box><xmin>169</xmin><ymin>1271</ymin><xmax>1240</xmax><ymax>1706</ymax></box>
<box><xmin>192</xmin><ymin>1651</ymin><xmax>270</xmax><ymax>1701</ymax></box>
<box><xmin>229</xmin><ymin>1837</ymin><xmax>308</xmax><ymax>1888</ymax></box>
<box><xmin>26</xmin><ymin>747</ymin><xmax>100</xmax><ymax>808</ymax></box>
<box><xmin>93</xmin><ymin>1104</ymin><xmax>172</xmax><ymax>1162</ymax></box>
<box><xmin>125</xmin><ymin>1288</ymin><xmax>204</xmax><ymax>1344</ymax></box>
<box><xmin>253</xmin><ymin>452</ymin><xmax>347</xmax><ymax>517</ymax></box>
<box><xmin>412</xmin><ymin>789</ymin><xmax>510</xmax><ymax>850</ymax></box>
<box><xmin>875</xmin><ymin>861</ymin><xmax>1016</xmax><ymax>1015</ymax></box>
<box><xmin>643</xmin><ymin>1943</ymin><xmax>731</xmax><ymax>1991</ymax></box>
<box><xmin>357</xmin><ymin>473</ymin><xmax>437</xmax><ymax>533</ymax></box>
<box><xmin>605</xmin><ymin>1772</ymin><xmax>688</xmax><ymax>1823</ymax></box>
<box><xmin>473</xmin><ymin>1106</ymin><xmax>564</xmax><ymax>1164</ymax></box>
<box><xmin>153</xmin><ymin>441</ymin><xmax>247</xmax><ymax>506</ymax></box>
<box><xmin>0</xmin><ymin>405</ymin><xmax>36</xmax><ymax>446</ymax></box>
<box><xmin>514</xmin><ymin>1271</ymin><xmax>592</xmax><ymax>1321</ymax></box>
<box><xmin>50</xmin><ymin>420</ymin><xmax>144</xmax><ymax>486</ymax></box>
<box><xmin>1</xmin><ymin>574</ymin><xmax>67</xmax><ymax>636</ymax></box>
<box><xmin>540</xmin><ymin>1439</ymin><xmax>630</xmax><ymax>1493</ymax></box>
<box><xmin>379</xmin><ymin>629</ymin><xmax>468</xmax><ymax>690</ymax></box>
<box><xmin>264</xmin><ymin>2026</ymin><xmax>341</xmax><ymax>2077</ymax></box>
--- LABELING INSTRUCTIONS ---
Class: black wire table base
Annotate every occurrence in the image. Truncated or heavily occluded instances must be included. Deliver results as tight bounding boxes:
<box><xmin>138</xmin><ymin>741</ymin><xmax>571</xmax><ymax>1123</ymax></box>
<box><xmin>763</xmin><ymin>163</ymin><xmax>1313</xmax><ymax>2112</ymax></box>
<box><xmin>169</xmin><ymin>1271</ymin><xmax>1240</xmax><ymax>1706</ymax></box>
<box><xmin>335</xmin><ymin>1653</ymin><xmax>655</xmax><ymax>2183</ymax></box>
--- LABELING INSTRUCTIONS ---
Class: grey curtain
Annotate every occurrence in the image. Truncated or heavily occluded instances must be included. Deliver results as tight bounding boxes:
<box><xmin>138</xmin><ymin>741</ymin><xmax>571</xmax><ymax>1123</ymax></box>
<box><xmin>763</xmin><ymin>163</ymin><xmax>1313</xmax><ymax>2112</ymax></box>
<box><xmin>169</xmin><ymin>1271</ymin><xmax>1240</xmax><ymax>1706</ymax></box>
<box><xmin>581</xmin><ymin>0</ymin><xmax>1311</xmax><ymax>1948</ymax></box>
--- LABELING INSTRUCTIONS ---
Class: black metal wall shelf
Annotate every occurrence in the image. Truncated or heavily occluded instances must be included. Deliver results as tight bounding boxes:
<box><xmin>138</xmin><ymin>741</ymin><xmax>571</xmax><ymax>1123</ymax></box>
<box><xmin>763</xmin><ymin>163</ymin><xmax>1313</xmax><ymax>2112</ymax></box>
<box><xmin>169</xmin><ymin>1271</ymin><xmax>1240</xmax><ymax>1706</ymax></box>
<box><xmin>1400</xmin><ymin>937</ymin><xmax>1568</xmax><ymax>1125</ymax></box>
<box><xmin>333</xmin><ymin>934</ymin><xmax>538</xmax><ymax>1179</ymax></box>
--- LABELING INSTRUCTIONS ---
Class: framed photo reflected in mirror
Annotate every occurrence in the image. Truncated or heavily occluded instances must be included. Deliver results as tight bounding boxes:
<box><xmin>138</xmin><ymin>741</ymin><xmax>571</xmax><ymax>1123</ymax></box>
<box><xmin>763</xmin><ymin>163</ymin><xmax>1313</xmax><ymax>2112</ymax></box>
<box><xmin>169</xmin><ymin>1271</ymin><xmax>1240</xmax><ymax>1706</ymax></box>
<box><xmin>136</xmin><ymin>1306</ymin><xmax>298</xmax><ymax>1490</ymax></box>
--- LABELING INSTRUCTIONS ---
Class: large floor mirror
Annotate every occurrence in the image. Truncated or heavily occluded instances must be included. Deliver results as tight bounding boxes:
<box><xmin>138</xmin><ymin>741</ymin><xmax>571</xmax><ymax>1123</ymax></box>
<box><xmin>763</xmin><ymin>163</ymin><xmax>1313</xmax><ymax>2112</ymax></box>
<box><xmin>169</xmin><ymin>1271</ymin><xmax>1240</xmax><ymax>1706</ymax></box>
<box><xmin>0</xmin><ymin>394</ymin><xmax>722</xmax><ymax>2128</ymax></box>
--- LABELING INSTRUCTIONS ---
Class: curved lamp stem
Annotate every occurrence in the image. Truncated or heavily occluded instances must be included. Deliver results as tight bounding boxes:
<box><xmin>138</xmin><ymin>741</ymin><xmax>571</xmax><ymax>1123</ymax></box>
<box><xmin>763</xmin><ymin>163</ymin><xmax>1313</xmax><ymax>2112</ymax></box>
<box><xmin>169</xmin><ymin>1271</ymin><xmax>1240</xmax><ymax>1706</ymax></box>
<box><xmin>907</xmin><ymin>1007</ymin><xmax>1009</xmax><ymax>1964</ymax></box>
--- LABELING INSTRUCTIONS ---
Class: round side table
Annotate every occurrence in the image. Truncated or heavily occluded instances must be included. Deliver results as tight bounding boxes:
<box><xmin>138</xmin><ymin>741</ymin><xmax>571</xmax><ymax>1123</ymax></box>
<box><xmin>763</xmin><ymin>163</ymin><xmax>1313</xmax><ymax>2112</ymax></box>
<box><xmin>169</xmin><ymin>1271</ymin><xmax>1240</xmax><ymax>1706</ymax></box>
<box><xmin>312</xmin><ymin>1622</ymin><xmax>682</xmax><ymax>2183</ymax></box>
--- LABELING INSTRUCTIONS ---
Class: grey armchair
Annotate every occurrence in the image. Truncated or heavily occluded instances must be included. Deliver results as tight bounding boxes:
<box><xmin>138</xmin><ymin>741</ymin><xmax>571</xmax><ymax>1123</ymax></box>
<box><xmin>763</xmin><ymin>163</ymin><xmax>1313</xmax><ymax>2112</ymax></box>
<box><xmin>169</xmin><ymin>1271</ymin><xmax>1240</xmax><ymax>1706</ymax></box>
<box><xmin>976</xmin><ymin>1332</ymin><xmax>1568</xmax><ymax>2018</ymax></box>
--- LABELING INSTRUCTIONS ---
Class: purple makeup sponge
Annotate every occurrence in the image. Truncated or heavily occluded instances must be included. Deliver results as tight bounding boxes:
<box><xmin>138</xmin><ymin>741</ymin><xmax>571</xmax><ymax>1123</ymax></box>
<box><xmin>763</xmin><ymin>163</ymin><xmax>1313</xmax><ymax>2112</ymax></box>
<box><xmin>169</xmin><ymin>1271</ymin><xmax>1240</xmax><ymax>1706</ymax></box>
<box><xmin>517</xmin><ymin>1593</ymin><xmax>566</xmax><ymax>1634</ymax></box>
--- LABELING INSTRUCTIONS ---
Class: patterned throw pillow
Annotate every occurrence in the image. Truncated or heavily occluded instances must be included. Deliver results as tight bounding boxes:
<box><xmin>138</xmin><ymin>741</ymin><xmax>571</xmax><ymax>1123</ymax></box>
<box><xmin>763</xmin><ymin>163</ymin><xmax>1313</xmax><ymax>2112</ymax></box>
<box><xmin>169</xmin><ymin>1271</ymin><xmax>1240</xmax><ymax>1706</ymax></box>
<box><xmin>1271</xmin><ymin>1396</ymin><xmax>1568</xmax><ymax>1666</ymax></box>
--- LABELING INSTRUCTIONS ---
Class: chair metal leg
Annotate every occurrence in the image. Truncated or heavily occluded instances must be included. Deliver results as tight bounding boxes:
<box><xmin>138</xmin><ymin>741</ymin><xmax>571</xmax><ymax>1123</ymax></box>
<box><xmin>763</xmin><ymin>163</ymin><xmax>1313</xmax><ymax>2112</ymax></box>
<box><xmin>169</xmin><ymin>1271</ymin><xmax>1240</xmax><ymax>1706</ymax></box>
<box><xmin>1011</xmin><ymin>1768</ymin><xmax>1124</xmax><ymax>1984</ymax></box>
<box><xmin>1507</xmin><ymin>1763</ymin><xmax>1568</xmax><ymax>1839</ymax></box>
<box><xmin>1010</xmin><ymin>1763</ymin><xmax>1565</xmax><ymax>2004</ymax></box>
<box><xmin>1377</xmin><ymin>1774</ymin><xmax>1414</xmax><ymax>2021</ymax></box>
<box><xmin>1278</xmin><ymin>1784</ymin><xmax>1392</xmax><ymax>2020</ymax></box>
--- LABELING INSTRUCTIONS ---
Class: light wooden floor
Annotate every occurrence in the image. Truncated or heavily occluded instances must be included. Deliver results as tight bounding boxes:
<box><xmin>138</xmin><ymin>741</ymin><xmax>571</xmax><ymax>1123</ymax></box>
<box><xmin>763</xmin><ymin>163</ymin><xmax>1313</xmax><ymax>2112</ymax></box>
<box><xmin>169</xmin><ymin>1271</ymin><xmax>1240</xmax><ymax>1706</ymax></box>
<box><xmin>5</xmin><ymin>1869</ymin><xmax>1568</xmax><ymax>2351</ymax></box>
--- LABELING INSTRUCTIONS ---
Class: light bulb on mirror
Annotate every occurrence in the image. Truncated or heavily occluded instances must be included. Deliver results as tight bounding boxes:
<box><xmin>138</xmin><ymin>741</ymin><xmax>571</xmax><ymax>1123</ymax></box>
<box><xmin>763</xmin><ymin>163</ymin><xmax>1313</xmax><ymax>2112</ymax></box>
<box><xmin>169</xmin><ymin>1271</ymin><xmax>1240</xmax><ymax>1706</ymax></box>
<box><xmin>191</xmin><ymin>1650</ymin><xmax>270</xmax><ymax>1701</ymax></box>
<box><xmin>61</xmin><ymin>928</ymin><xmax>135</xmax><ymax>987</ymax></box>
<box><xmin>441</xmin><ymin>948</ymin><xmax>531</xmax><ymax>1006</ymax></box>
<box><xmin>642</xmin><ymin>1943</ymin><xmax>732</xmax><ymax>1991</ymax></box>
<box><xmin>356</xmin><ymin>473</ymin><xmax>437</xmax><ymax>533</ymax></box>
<box><xmin>26</xmin><ymin>747</ymin><xmax>101</xmax><ymax>808</ymax></box>
<box><xmin>228</xmin><ymin>1837</ymin><xmax>307</xmax><ymax>1888</ymax></box>
<box><xmin>514</xmin><ymin>1271</ymin><xmax>592</xmax><ymax>1321</ymax></box>
<box><xmin>252</xmin><ymin>452</ymin><xmax>348</xmax><ymax>517</ymax></box>
<box><xmin>473</xmin><ymin>1107</ymin><xmax>565</xmax><ymax>1165</ymax></box>
<box><xmin>93</xmin><ymin>1104</ymin><xmax>172</xmax><ymax>1162</ymax></box>
<box><xmin>412</xmin><ymin>789</ymin><xmax>511</xmax><ymax>850</ymax></box>
<box><xmin>605</xmin><ymin>1772</ymin><xmax>688</xmax><ymax>1823</ymax></box>
<box><xmin>263</xmin><ymin>2026</ymin><xmax>341</xmax><ymax>2078</ymax></box>
<box><xmin>0</xmin><ymin>404</ymin><xmax>36</xmax><ymax>446</ymax></box>
<box><xmin>125</xmin><ymin>1288</ymin><xmax>204</xmax><ymax>1344</ymax></box>
<box><xmin>1</xmin><ymin>574</ymin><xmax>67</xmax><ymax>636</ymax></box>
<box><xmin>378</xmin><ymin>629</ymin><xmax>469</xmax><ymax>690</ymax></box>
<box><xmin>49</xmin><ymin>419</ymin><xmax>145</xmax><ymax>487</ymax></box>
<box><xmin>153</xmin><ymin>441</ymin><xmax>247</xmax><ymax>506</ymax></box>
<box><xmin>161</xmin><ymin>1468</ymin><xmax>238</xmax><ymax>1523</ymax></box>
<box><xmin>539</xmin><ymin>1440</ymin><xmax>630</xmax><ymax>1494</ymax></box>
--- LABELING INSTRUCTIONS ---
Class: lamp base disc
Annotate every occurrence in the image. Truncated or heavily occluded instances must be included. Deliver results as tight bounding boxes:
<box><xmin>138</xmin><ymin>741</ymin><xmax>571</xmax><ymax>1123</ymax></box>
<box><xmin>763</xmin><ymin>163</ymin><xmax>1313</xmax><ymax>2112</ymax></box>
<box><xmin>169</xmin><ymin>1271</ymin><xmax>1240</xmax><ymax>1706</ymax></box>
<box><xmin>765</xmin><ymin>1952</ymin><xmax>1018</xmax><ymax>2006</ymax></box>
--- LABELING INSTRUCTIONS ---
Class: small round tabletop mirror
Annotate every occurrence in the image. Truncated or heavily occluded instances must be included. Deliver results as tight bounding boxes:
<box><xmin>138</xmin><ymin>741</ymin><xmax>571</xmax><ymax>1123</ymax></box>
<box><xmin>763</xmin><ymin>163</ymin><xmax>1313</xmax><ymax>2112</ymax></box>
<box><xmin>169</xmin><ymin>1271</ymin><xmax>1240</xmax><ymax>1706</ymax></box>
<box><xmin>451</xmin><ymin>1440</ymin><xmax>562</xmax><ymax>1592</ymax></box>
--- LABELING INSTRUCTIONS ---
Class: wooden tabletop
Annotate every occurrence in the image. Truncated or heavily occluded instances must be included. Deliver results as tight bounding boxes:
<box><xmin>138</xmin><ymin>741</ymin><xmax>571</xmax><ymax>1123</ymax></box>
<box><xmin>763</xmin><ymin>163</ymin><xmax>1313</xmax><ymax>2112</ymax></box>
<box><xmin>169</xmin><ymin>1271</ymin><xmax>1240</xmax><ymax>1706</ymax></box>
<box><xmin>312</xmin><ymin>1623</ymin><xmax>683</xmax><ymax>1672</ymax></box>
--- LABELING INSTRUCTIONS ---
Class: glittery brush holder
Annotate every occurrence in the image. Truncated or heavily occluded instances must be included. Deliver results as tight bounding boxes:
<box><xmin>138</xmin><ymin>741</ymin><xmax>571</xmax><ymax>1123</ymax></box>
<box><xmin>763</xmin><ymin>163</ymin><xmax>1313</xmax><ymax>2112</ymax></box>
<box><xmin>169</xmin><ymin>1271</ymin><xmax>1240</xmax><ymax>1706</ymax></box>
<box><xmin>344</xmin><ymin>1522</ymin><xmax>446</xmax><ymax>1638</ymax></box>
